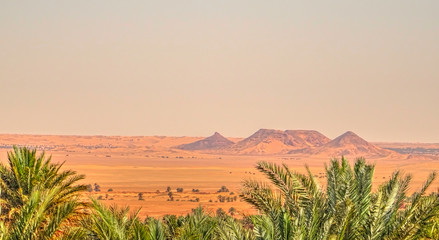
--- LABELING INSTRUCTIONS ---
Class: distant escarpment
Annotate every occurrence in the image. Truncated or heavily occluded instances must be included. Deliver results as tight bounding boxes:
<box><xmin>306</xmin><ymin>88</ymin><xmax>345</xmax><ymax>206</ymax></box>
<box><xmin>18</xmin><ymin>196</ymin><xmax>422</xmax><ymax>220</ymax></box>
<box><xmin>175</xmin><ymin>129</ymin><xmax>396</xmax><ymax>157</ymax></box>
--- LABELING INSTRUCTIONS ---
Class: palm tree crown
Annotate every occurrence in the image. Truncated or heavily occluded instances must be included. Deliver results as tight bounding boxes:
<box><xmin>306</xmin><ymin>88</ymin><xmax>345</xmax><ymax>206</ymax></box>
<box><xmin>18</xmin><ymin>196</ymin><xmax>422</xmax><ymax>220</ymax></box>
<box><xmin>0</xmin><ymin>146</ymin><xmax>87</xmax><ymax>239</ymax></box>
<box><xmin>241</xmin><ymin>157</ymin><xmax>439</xmax><ymax>240</ymax></box>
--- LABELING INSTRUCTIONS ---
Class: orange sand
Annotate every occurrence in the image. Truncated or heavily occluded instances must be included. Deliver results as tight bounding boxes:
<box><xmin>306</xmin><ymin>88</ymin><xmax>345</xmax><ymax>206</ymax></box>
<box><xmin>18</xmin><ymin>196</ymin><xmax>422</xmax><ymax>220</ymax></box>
<box><xmin>0</xmin><ymin>134</ymin><xmax>438</xmax><ymax>218</ymax></box>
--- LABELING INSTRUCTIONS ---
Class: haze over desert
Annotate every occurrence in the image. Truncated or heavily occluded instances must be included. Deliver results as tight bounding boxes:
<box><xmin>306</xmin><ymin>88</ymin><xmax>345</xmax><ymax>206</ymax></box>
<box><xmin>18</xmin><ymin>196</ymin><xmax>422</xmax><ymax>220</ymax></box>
<box><xmin>1</xmin><ymin>1</ymin><xmax>439</xmax><ymax>239</ymax></box>
<box><xmin>1</xmin><ymin>130</ymin><xmax>438</xmax><ymax>217</ymax></box>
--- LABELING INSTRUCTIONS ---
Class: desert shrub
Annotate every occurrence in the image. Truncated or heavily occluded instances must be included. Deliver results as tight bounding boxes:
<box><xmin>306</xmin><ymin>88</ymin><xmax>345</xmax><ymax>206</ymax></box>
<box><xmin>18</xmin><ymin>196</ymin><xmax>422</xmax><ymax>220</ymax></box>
<box><xmin>216</xmin><ymin>208</ymin><xmax>227</xmax><ymax>218</ymax></box>
<box><xmin>138</xmin><ymin>192</ymin><xmax>144</xmax><ymax>200</ymax></box>
<box><xmin>228</xmin><ymin>207</ymin><xmax>236</xmax><ymax>216</ymax></box>
<box><xmin>217</xmin><ymin>195</ymin><xmax>226</xmax><ymax>203</ymax></box>
<box><xmin>94</xmin><ymin>183</ymin><xmax>101</xmax><ymax>192</ymax></box>
<box><xmin>168</xmin><ymin>191</ymin><xmax>174</xmax><ymax>201</ymax></box>
<box><xmin>217</xmin><ymin>186</ymin><xmax>229</xmax><ymax>193</ymax></box>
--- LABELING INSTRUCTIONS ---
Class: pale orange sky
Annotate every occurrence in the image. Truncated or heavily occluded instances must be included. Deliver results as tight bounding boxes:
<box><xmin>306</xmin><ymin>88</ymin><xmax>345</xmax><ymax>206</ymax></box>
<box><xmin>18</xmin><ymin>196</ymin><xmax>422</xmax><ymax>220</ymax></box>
<box><xmin>0</xmin><ymin>1</ymin><xmax>438</xmax><ymax>142</ymax></box>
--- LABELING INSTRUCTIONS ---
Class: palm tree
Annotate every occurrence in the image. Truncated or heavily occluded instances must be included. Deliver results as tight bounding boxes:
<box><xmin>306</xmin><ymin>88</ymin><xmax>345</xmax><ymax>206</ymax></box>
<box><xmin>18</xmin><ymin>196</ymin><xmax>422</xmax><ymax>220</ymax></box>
<box><xmin>143</xmin><ymin>218</ymin><xmax>166</xmax><ymax>240</ymax></box>
<box><xmin>0</xmin><ymin>146</ymin><xmax>87</xmax><ymax>213</ymax></box>
<box><xmin>82</xmin><ymin>198</ymin><xmax>145</xmax><ymax>240</ymax></box>
<box><xmin>217</xmin><ymin>217</ymin><xmax>255</xmax><ymax>240</ymax></box>
<box><xmin>0</xmin><ymin>146</ymin><xmax>88</xmax><ymax>239</ymax></box>
<box><xmin>240</xmin><ymin>160</ymin><xmax>331</xmax><ymax>239</ymax></box>
<box><xmin>241</xmin><ymin>157</ymin><xmax>439</xmax><ymax>240</ymax></box>
<box><xmin>162</xmin><ymin>214</ymin><xmax>185</xmax><ymax>238</ymax></box>
<box><xmin>421</xmin><ymin>211</ymin><xmax>439</xmax><ymax>239</ymax></box>
<box><xmin>0</xmin><ymin>186</ymin><xmax>88</xmax><ymax>239</ymax></box>
<box><xmin>178</xmin><ymin>206</ymin><xmax>219</xmax><ymax>239</ymax></box>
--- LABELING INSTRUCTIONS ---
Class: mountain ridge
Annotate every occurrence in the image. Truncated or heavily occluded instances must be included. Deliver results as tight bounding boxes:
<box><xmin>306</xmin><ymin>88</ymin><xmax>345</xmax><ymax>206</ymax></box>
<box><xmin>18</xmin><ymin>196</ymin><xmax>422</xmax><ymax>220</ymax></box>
<box><xmin>292</xmin><ymin>131</ymin><xmax>394</xmax><ymax>157</ymax></box>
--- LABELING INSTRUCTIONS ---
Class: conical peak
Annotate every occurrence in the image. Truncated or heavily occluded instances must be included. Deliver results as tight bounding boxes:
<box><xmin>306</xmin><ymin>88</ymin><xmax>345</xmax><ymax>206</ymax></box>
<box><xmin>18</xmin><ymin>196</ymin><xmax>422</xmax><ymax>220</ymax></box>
<box><xmin>213</xmin><ymin>132</ymin><xmax>221</xmax><ymax>137</ymax></box>
<box><xmin>176</xmin><ymin>132</ymin><xmax>234</xmax><ymax>150</ymax></box>
<box><xmin>328</xmin><ymin>131</ymin><xmax>370</xmax><ymax>147</ymax></box>
<box><xmin>208</xmin><ymin>132</ymin><xmax>228</xmax><ymax>140</ymax></box>
<box><xmin>341</xmin><ymin>131</ymin><xmax>357</xmax><ymax>137</ymax></box>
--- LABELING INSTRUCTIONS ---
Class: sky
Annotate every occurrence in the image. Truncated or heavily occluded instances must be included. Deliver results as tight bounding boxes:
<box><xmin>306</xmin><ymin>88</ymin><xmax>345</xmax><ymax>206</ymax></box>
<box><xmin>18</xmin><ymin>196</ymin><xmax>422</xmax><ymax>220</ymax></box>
<box><xmin>0</xmin><ymin>1</ymin><xmax>438</xmax><ymax>142</ymax></box>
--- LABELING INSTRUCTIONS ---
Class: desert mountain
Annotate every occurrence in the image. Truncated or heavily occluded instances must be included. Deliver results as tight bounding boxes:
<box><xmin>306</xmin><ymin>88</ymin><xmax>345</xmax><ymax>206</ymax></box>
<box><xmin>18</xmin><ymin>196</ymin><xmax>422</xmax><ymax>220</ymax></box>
<box><xmin>295</xmin><ymin>131</ymin><xmax>393</xmax><ymax>157</ymax></box>
<box><xmin>284</xmin><ymin>130</ymin><xmax>331</xmax><ymax>147</ymax></box>
<box><xmin>176</xmin><ymin>132</ymin><xmax>234</xmax><ymax>150</ymax></box>
<box><xmin>227</xmin><ymin>129</ymin><xmax>330</xmax><ymax>154</ymax></box>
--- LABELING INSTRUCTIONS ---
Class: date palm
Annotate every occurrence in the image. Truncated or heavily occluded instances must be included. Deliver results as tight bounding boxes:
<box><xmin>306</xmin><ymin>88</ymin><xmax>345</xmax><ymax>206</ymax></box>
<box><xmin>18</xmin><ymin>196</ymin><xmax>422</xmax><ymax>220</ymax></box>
<box><xmin>217</xmin><ymin>217</ymin><xmax>255</xmax><ymax>240</ymax></box>
<box><xmin>0</xmin><ymin>186</ymin><xmax>87</xmax><ymax>239</ymax></box>
<box><xmin>178</xmin><ymin>206</ymin><xmax>219</xmax><ymax>239</ymax></box>
<box><xmin>81</xmin><ymin>198</ymin><xmax>146</xmax><ymax>240</ymax></box>
<box><xmin>241</xmin><ymin>157</ymin><xmax>439</xmax><ymax>240</ymax></box>
<box><xmin>0</xmin><ymin>146</ymin><xmax>88</xmax><ymax>239</ymax></box>
<box><xmin>0</xmin><ymin>146</ymin><xmax>87</xmax><ymax>213</ymax></box>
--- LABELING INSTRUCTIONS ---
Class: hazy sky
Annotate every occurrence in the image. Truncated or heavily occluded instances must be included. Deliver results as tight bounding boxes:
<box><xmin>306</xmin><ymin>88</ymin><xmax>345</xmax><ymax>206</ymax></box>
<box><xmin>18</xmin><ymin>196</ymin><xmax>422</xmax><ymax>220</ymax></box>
<box><xmin>1</xmin><ymin>1</ymin><xmax>438</xmax><ymax>142</ymax></box>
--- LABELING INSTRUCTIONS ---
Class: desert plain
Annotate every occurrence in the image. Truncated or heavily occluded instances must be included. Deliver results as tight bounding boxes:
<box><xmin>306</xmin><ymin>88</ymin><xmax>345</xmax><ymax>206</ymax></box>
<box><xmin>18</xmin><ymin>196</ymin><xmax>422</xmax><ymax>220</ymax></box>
<box><xmin>0</xmin><ymin>130</ymin><xmax>438</xmax><ymax>219</ymax></box>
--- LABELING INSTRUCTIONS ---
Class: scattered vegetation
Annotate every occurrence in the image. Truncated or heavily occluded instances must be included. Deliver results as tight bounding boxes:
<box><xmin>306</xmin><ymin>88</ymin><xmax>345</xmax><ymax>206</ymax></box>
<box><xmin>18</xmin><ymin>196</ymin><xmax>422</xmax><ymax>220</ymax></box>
<box><xmin>228</xmin><ymin>207</ymin><xmax>236</xmax><ymax>216</ymax></box>
<box><xmin>216</xmin><ymin>208</ymin><xmax>227</xmax><ymax>218</ymax></box>
<box><xmin>94</xmin><ymin>183</ymin><xmax>101</xmax><ymax>192</ymax></box>
<box><xmin>1</xmin><ymin>146</ymin><xmax>439</xmax><ymax>239</ymax></box>
<box><xmin>217</xmin><ymin>185</ymin><xmax>229</xmax><ymax>193</ymax></box>
<box><xmin>217</xmin><ymin>195</ymin><xmax>237</xmax><ymax>203</ymax></box>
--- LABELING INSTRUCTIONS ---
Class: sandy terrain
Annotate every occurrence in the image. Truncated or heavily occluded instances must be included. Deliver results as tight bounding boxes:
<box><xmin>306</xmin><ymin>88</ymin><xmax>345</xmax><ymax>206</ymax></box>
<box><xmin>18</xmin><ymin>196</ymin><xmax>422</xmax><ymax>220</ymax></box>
<box><xmin>0</xmin><ymin>134</ymin><xmax>438</xmax><ymax>218</ymax></box>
